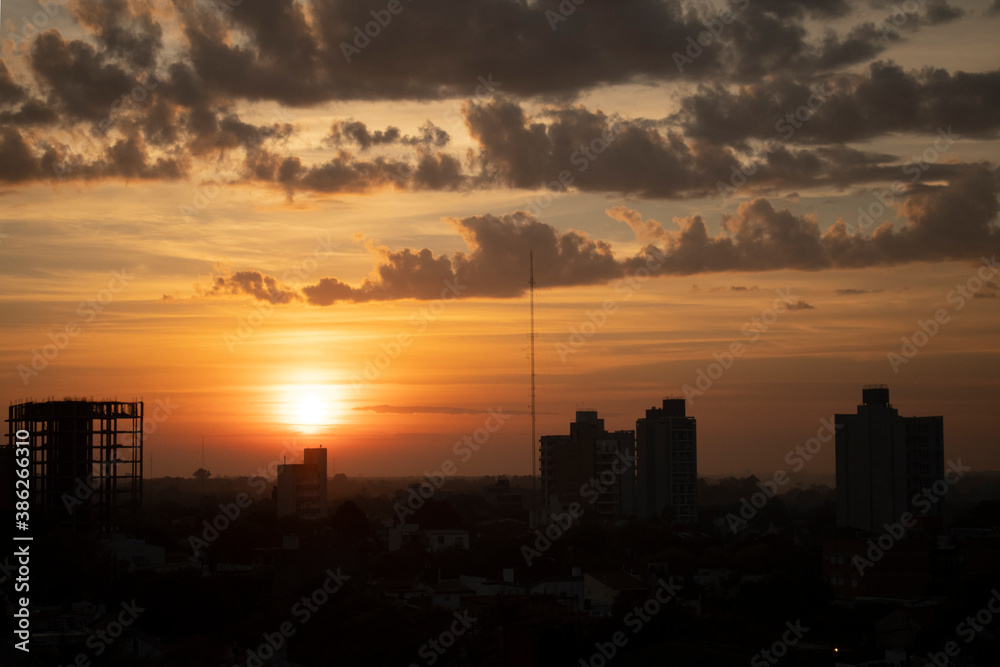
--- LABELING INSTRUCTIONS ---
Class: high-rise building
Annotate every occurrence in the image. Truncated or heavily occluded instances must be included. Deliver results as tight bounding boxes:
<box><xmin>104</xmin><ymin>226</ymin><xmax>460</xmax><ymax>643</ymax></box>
<box><xmin>835</xmin><ymin>385</ymin><xmax>944</xmax><ymax>532</ymax></box>
<box><xmin>276</xmin><ymin>447</ymin><xmax>328</xmax><ymax>520</ymax></box>
<box><xmin>635</xmin><ymin>398</ymin><xmax>697</xmax><ymax>523</ymax></box>
<box><xmin>6</xmin><ymin>399</ymin><xmax>143</xmax><ymax>531</ymax></box>
<box><xmin>539</xmin><ymin>411</ymin><xmax>635</xmax><ymax>517</ymax></box>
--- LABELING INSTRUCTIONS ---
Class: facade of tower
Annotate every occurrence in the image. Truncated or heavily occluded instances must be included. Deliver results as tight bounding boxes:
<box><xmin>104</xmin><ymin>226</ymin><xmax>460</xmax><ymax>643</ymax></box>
<box><xmin>277</xmin><ymin>447</ymin><xmax>328</xmax><ymax>520</ymax></box>
<box><xmin>835</xmin><ymin>385</ymin><xmax>944</xmax><ymax>532</ymax></box>
<box><xmin>539</xmin><ymin>411</ymin><xmax>635</xmax><ymax>518</ymax></box>
<box><xmin>6</xmin><ymin>399</ymin><xmax>143</xmax><ymax>532</ymax></box>
<box><xmin>635</xmin><ymin>398</ymin><xmax>697</xmax><ymax>523</ymax></box>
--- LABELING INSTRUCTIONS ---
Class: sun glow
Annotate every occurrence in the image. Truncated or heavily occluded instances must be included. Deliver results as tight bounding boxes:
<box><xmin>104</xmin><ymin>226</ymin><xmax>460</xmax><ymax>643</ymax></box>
<box><xmin>280</xmin><ymin>383</ymin><xmax>344</xmax><ymax>433</ymax></box>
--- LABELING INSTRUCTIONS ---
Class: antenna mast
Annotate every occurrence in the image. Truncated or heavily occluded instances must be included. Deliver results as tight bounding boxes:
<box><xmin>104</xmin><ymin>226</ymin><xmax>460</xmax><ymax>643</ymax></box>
<box><xmin>530</xmin><ymin>250</ymin><xmax>537</xmax><ymax>522</ymax></box>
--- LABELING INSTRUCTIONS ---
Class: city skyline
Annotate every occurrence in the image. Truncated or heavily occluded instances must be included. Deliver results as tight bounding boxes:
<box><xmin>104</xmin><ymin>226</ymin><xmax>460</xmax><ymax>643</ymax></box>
<box><xmin>2</xmin><ymin>0</ymin><xmax>999</xmax><ymax>480</ymax></box>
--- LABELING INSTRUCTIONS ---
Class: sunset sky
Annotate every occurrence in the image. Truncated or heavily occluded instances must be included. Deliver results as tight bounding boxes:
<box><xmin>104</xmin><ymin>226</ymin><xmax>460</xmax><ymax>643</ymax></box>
<box><xmin>2</xmin><ymin>0</ymin><xmax>998</xmax><ymax>479</ymax></box>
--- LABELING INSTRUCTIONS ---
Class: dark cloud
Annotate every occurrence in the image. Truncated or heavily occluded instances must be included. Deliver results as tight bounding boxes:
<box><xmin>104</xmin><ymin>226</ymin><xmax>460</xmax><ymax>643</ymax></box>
<box><xmin>874</xmin><ymin>0</ymin><xmax>965</xmax><ymax>35</ymax></box>
<box><xmin>299</xmin><ymin>212</ymin><xmax>622</xmax><ymax>304</ymax></box>
<box><xmin>73</xmin><ymin>0</ymin><xmax>164</xmax><ymax>69</ymax></box>
<box><xmin>835</xmin><ymin>288</ymin><xmax>884</xmax><ymax>295</ymax></box>
<box><xmin>205</xmin><ymin>270</ymin><xmax>302</xmax><ymax>304</ymax></box>
<box><xmin>676</xmin><ymin>62</ymin><xmax>1000</xmax><ymax>146</ymax></box>
<box><xmin>0</xmin><ymin>2</ymin><xmax>988</xmax><ymax>198</ymax></box>
<box><xmin>154</xmin><ymin>0</ymin><xmax>887</xmax><ymax>105</ymax></box>
<box><xmin>202</xmin><ymin>168</ymin><xmax>999</xmax><ymax>307</ymax></box>
<box><xmin>465</xmin><ymin>98</ymin><xmax>738</xmax><ymax>198</ymax></box>
<box><xmin>0</xmin><ymin>129</ymin><xmax>44</xmax><ymax>182</ymax></box>
<box><xmin>326</xmin><ymin>120</ymin><xmax>449</xmax><ymax>150</ymax></box>
<box><xmin>786</xmin><ymin>300</ymin><xmax>815</xmax><ymax>310</ymax></box>
<box><xmin>922</xmin><ymin>0</ymin><xmax>965</xmax><ymax>25</ymax></box>
<box><xmin>267</xmin><ymin>148</ymin><xmax>465</xmax><ymax>195</ymax></box>
<box><xmin>0</xmin><ymin>62</ymin><xmax>27</xmax><ymax>106</ymax></box>
<box><xmin>29</xmin><ymin>31</ymin><xmax>139</xmax><ymax>123</ymax></box>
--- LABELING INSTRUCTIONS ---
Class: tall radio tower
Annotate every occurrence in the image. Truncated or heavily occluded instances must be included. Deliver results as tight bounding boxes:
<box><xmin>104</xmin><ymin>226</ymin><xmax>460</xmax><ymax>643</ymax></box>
<box><xmin>529</xmin><ymin>250</ymin><xmax>537</xmax><ymax>522</ymax></box>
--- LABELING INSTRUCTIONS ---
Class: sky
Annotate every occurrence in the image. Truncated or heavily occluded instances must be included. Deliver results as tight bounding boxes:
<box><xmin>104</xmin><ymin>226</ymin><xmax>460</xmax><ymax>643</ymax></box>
<box><xmin>1</xmin><ymin>0</ymin><xmax>998</xmax><ymax>479</ymax></box>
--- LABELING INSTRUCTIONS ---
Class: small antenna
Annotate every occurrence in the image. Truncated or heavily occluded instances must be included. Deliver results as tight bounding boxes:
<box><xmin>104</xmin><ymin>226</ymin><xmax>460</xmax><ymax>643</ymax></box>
<box><xmin>530</xmin><ymin>250</ymin><xmax>537</xmax><ymax>524</ymax></box>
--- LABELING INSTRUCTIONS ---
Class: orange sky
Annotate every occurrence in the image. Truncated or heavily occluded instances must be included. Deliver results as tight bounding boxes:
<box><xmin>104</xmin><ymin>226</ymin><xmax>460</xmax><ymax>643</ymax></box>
<box><xmin>2</xmin><ymin>0</ymin><xmax>999</xmax><ymax>478</ymax></box>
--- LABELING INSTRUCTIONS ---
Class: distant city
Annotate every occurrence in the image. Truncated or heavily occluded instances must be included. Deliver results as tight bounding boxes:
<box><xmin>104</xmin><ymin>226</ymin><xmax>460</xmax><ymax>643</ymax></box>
<box><xmin>4</xmin><ymin>385</ymin><xmax>1000</xmax><ymax>665</ymax></box>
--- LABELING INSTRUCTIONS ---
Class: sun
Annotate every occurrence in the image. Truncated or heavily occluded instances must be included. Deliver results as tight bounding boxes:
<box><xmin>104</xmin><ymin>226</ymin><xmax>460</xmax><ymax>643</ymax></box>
<box><xmin>282</xmin><ymin>383</ymin><xmax>343</xmax><ymax>433</ymax></box>
<box><xmin>295</xmin><ymin>393</ymin><xmax>328</xmax><ymax>427</ymax></box>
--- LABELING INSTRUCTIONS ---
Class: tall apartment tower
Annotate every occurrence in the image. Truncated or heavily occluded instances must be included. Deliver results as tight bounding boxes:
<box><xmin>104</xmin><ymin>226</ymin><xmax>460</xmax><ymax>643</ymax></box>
<box><xmin>835</xmin><ymin>385</ymin><xmax>944</xmax><ymax>532</ymax></box>
<box><xmin>539</xmin><ymin>411</ymin><xmax>635</xmax><ymax>518</ymax></box>
<box><xmin>277</xmin><ymin>447</ymin><xmax>328</xmax><ymax>520</ymax></box>
<box><xmin>6</xmin><ymin>399</ymin><xmax>143</xmax><ymax>532</ymax></box>
<box><xmin>635</xmin><ymin>398</ymin><xmax>697</xmax><ymax>523</ymax></box>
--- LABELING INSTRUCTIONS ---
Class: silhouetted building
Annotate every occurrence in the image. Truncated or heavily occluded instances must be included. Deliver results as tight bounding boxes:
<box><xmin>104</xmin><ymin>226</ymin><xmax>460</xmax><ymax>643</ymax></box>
<box><xmin>835</xmin><ymin>385</ymin><xmax>944</xmax><ymax>532</ymax></box>
<box><xmin>276</xmin><ymin>447</ymin><xmax>328</xmax><ymax>520</ymax></box>
<box><xmin>636</xmin><ymin>398</ymin><xmax>697</xmax><ymax>523</ymax></box>
<box><xmin>6</xmin><ymin>399</ymin><xmax>143</xmax><ymax>531</ymax></box>
<box><xmin>539</xmin><ymin>410</ymin><xmax>635</xmax><ymax>518</ymax></box>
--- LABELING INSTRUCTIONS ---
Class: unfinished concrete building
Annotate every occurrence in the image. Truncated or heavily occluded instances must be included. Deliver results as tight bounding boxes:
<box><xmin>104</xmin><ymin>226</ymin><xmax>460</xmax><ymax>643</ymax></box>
<box><xmin>7</xmin><ymin>398</ymin><xmax>143</xmax><ymax>531</ymax></box>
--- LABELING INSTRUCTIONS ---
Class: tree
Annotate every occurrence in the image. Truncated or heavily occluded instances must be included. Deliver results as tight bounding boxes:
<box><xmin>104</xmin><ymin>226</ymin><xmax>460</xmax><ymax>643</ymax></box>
<box><xmin>193</xmin><ymin>468</ymin><xmax>211</xmax><ymax>481</ymax></box>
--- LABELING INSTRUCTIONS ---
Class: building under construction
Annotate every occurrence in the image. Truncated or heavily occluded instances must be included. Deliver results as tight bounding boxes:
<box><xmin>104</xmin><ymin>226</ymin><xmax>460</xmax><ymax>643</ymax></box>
<box><xmin>7</xmin><ymin>399</ymin><xmax>143</xmax><ymax>531</ymax></box>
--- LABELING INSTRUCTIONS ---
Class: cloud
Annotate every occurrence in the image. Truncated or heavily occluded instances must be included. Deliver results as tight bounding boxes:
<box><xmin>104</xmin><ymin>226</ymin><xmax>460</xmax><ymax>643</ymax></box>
<box><xmin>205</xmin><ymin>269</ymin><xmax>301</xmax><ymax>304</ymax></box>
<box><xmin>835</xmin><ymin>288</ymin><xmax>884</xmax><ymax>295</ymax></box>
<box><xmin>675</xmin><ymin>62</ymin><xmax>1000</xmax><ymax>146</ymax></box>
<box><xmin>786</xmin><ymin>300</ymin><xmax>815</xmax><ymax>310</ymax></box>
<box><xmin>199</xmin><ymin>168</ymin><xmax>1000</xmax><ymax>307</ymax></box>
<box><xmin>326</xmin><ymin>120</ymin><xmax>449</xmax><ymax>150</ymax></box>
<box><xmin>299</xmin><ymin>212</ymin><xmax>624</xmax><ymax>304</ymax></box>
<box><xmin>73</xmin><ymin>0</ymin><xmax>164</xmax><ymax>70</ymax></box>
<box><xmin>606</xmin><ymin>206</ymin><xmax>669</xmax><ymax>243</ymax></box>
